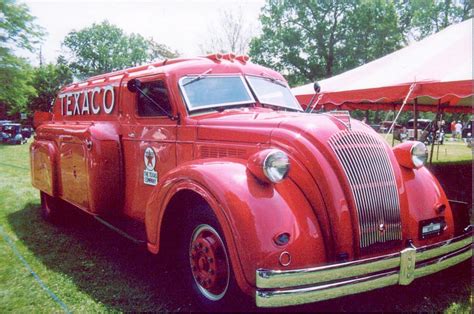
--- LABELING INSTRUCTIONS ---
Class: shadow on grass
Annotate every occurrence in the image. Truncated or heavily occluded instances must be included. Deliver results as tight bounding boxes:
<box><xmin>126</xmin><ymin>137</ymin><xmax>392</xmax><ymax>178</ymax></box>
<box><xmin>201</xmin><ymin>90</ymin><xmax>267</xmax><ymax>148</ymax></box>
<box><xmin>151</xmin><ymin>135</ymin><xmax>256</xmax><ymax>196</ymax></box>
<box><xmin>7</xmin><ymin>203</ymin><xmax>192</xmax><ymax>312</ymax></box>
<box><xmin>8</xmin><ymin>203</ymin><xmax>472</xmax><ymax>312</ymax></box>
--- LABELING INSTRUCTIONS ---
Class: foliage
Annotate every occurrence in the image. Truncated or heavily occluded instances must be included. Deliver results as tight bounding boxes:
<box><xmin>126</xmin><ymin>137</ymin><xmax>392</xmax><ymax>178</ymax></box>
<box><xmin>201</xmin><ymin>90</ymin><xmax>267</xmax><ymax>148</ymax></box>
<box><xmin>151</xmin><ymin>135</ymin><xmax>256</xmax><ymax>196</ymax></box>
<box><xmin>62</xmin><ymin>21</ymin><xmax>179</xmax><ymax>79</ymax></box>
<box><xmin>249</xmin><ymin>0</ymin><xmax>471</xmax><ymax>86</ymax></box>
<box><xmin>396</xmin><ymin>0</ymin><xmax>472</xmax><ymax>41</ymax></box>
<box><xmin>200</xmin><ymin>8</ymin><xmax>256</xmax><ymax>55</ymax></box>
<box><xmin>0</xmin><ymin>55</ymin><xmax>36</xmax><ymax>115</ymax></box>
<box><xmin>28</xmin><ymin>58</ymin><xmax>73</xmax><ymax>113</ymax></box>
<box><xmin>0</xmin><ymin>0</ymin><xmax>44</xmax><ymax>52</ymax></box>
<box><xmin>0</xmin><ymin>0</ymin><xmax>44</xmax><ymax>116</ymax></box>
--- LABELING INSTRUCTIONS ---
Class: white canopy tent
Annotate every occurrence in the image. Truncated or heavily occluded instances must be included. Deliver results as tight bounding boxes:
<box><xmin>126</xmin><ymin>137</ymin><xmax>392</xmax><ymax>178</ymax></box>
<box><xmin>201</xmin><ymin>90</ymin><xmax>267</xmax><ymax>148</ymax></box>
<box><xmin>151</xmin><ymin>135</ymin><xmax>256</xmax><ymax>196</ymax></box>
<box><xmin>292</xmin><ymin>19</ymin><xmax>473</xmax><ymax>113</ymax></box>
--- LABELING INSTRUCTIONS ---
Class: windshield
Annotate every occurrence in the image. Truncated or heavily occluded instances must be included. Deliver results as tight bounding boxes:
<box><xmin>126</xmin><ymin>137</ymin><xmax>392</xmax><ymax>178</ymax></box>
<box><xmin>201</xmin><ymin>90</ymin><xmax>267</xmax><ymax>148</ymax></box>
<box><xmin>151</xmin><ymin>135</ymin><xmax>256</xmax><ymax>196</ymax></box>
<box><xmin>180</xmin><ymin>75</ymin><xmax>254</xmax><ymax>112</ymax></box>
<box><xmin>246</xmin><ymin>76</ymin><xmax>302</xmax><ymax>111</ymax></box>
<box><xmin>3</xmin><ymin>125</ymin><xmax>20</xmax><ymax>134</ymax></box>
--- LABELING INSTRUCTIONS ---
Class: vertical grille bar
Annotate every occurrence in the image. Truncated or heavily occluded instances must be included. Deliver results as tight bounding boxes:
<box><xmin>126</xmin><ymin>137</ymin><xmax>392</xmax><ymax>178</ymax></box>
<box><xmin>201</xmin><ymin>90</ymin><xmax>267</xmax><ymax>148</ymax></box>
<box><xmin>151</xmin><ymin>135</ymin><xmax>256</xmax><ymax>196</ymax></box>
<box><xmin>328</xmin><ymin>131</ymin><xmax>402</xmax><ymax>249</ymax></box>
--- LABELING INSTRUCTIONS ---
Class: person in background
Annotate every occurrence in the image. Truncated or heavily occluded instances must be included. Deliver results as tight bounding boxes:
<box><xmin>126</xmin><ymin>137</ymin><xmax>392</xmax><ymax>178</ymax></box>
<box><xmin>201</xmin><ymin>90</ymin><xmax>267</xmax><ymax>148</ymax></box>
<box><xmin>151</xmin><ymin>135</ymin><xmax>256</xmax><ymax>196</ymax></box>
<box><xmin>450</xmin><ymin>120</ymin><xmax>456</xmax><ymax>141</ymax></box>
<box><xmin>455</xmin><ymin>120</ymin><xmax>463</xmax><ymax>141</ymax></box>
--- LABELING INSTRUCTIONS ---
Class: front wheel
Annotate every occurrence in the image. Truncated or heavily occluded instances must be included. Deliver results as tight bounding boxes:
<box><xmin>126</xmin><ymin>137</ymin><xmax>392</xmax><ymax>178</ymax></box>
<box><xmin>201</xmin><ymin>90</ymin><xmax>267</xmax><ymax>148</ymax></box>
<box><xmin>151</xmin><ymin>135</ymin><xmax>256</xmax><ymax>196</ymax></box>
<box><xmin>189</xmin><ymin>224</ymin><xmax>230</xmax><ymax>302</ymax></box>
<box><xmin>177</xmin><ymin>206</ymin><xmax>248</xmax><ymax>310</ymax></box>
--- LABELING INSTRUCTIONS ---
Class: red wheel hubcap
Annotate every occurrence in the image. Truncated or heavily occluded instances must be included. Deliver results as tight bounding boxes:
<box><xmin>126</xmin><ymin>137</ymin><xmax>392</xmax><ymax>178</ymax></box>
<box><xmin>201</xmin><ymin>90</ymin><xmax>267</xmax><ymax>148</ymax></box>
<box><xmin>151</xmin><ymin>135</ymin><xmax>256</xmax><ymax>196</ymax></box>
<box><xmin>189</xmin><ymin>225</ymin><xmax>229</xmax><ymax>300</ymax></box>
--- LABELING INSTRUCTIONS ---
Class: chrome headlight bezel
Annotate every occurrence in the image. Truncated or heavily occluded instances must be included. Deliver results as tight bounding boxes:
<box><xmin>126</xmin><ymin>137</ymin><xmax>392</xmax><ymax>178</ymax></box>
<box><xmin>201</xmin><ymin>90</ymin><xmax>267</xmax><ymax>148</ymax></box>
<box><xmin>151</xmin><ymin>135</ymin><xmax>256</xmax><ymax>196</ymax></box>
<box><xmin>262</xmin><ymin>150</ymin><xmax>290</xmax><ymax>183</ymax></box>
<box><xmin>410</xmin><ymin>141</ymin><xmax>428</xmax><ymax>168</ymax></box>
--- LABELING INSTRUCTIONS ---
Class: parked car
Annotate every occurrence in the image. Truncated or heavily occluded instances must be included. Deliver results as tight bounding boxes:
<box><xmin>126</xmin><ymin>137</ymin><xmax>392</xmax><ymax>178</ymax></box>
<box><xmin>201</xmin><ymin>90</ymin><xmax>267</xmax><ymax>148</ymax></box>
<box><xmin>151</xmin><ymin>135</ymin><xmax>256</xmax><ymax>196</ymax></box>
<box><xmin>1</xmin><ymin>123</ymin><xmax>27</xmax><ymax>144</ymax></box>
<box><xmin>379</xmin><ymin>120</ymin><xmax>401</xmax><ymax>133</ymax></box>
<box><xmin>406</xmin><ymin>119</ymin><xmax>444</xmax><ymax>145</ymax></box>
<box><xmin>21</xmin><ymin>125</ymin><xmax>33</xmax><ymax>139</ymax></box>
<box><xmin>406</xmin><ymin>119</ymin><xmax>432</xmax><ymax>140</ymax></box>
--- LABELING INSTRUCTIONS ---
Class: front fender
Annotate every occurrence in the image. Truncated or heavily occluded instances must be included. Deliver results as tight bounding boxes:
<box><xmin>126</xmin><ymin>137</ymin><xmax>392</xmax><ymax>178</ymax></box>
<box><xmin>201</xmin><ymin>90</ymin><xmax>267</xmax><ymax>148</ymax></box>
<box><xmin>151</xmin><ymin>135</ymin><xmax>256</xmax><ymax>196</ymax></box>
<box><xmin>145</xmin><ymin>159</ymin><xmax>326</xmax><ymax>293</ymax></box>
<box><xmin>401</xmin><ymin>166</ymin><xmax>455</xmax><ymax>246</ymax></box>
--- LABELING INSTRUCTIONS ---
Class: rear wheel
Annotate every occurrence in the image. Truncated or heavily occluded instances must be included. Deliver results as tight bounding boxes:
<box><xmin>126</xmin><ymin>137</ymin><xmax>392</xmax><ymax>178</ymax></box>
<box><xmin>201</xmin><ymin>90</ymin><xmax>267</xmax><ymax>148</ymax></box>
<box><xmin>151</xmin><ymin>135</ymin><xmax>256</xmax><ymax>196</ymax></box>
<box><xmin>40</xmin><ymin>192</ymin><xmax>64</xmax><ymax>223</ymax></box>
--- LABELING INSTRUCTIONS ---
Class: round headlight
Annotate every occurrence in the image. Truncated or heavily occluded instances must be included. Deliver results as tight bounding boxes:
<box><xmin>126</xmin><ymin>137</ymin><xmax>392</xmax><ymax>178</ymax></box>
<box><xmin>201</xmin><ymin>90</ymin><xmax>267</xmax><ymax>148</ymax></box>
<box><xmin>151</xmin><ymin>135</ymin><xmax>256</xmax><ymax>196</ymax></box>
<box><xmin>411</xmin><ymin>142</ymin><xmax>427</xmax><ymax>168</ymax></box>
<box><xmin>263</xmin><ymin>150</ymin><xmax>290</xmax><ymax>183</ymax></box>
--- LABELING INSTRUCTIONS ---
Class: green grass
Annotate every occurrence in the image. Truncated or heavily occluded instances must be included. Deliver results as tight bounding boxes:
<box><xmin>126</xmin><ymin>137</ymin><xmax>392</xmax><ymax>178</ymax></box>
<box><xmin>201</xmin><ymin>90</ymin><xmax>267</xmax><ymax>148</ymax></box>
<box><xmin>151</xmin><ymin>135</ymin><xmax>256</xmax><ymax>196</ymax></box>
<box><xmin>382</xmin><ymin>134</ymin><xmax>473</xmax><ymax>164</ymax></box>
<box><xmin>0</xmin><ymin>141</ymin><xmax>472</xmax><ymax>312</ymax></box>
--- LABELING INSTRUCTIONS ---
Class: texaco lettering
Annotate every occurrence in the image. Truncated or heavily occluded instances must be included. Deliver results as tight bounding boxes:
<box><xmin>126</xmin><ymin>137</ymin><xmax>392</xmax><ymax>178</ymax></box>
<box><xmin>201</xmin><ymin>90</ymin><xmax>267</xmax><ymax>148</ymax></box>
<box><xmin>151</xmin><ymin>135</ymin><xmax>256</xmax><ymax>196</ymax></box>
<box><xmin>59</xmin><ymin>85</ymin><xmax>115</xmax><ymax>116</ymax></box>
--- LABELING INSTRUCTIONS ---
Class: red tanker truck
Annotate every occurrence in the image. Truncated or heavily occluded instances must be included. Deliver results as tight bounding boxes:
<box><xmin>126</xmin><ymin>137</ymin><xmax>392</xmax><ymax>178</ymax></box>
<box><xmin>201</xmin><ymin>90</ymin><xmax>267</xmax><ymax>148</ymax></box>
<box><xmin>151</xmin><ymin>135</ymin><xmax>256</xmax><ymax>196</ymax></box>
<box><xmin>30</xmin><ymin>54</ymin><xmax>472</xmax><ymax>309</ymax></box>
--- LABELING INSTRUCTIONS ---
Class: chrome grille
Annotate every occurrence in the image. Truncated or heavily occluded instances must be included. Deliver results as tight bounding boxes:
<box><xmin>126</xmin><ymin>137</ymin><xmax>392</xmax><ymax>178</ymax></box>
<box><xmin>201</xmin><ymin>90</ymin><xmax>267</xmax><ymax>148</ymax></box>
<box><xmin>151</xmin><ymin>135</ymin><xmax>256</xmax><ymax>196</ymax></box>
<box><xmin>328</xmin><ymin>131</ymin><xmax>402</xmax><ymax>249</ymax></box>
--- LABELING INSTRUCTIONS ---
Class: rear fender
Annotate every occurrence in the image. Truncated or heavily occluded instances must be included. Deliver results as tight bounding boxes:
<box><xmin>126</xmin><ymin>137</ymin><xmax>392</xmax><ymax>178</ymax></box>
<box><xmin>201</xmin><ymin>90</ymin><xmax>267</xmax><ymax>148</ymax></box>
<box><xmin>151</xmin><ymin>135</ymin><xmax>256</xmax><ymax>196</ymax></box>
<box><xmin>145</xmin><ymin>159</ymin><xmax>326</xmax><ymax>294</ymax></box>
<box><xmin>30</xmin><ymin>140</ymin><xmax>59</xmax><ymax>196</ymax></box>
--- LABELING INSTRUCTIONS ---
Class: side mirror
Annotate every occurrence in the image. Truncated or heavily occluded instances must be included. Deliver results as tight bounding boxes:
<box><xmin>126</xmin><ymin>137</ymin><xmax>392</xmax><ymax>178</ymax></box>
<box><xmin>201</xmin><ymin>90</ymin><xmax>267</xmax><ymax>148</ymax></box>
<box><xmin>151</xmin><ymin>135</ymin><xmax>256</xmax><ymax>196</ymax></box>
<box><xmin>313</xmin><ymin>81</ymin><xmax>321</xmax><ymax>93</ymax></box>
<box><xmin>127</xmin><ymin>79</ymin><xmax>141</xmax><ymax>93</ymax></box>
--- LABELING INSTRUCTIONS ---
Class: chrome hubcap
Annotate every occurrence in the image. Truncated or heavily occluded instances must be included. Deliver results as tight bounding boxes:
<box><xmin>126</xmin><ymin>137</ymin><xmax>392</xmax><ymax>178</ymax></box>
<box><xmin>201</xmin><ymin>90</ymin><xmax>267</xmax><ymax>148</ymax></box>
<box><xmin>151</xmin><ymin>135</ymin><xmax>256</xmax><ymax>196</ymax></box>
<box><xmin>189</xmin><ymin>224</ymin><xmax>229</xmax><ymax>301</ymax></box>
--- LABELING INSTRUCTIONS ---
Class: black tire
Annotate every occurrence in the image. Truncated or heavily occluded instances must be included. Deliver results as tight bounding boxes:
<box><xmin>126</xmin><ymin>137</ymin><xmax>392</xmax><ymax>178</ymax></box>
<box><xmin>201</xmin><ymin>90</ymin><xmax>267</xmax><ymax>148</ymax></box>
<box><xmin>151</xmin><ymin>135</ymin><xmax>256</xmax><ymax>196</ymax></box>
<box><xmin>40</xmin><ymin>192</ymin><xmax>65</xmax><ymax>223</ymax></box>
<box><xmin>176</xmin><ymin>205</ymin><xmax>249</xmax><ymax>311</ymax></box>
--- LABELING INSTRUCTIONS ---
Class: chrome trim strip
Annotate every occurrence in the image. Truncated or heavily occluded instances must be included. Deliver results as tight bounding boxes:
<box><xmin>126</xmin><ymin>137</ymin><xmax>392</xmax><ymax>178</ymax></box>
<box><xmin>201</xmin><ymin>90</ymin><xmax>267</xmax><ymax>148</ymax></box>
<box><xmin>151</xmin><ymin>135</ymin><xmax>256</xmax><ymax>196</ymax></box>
<box><xmin>256</xmin><ymin>271</ymin><xmax>400</xmax><ymax>308</ymax></box>
<box><xmin>255</xmin><ymin>233</ymin><xmax>472</xmax><ymax>307</ymax></box>
<box><xmin>256</xmin><ymin>252</ymin><xmax>400</xmax><ymax>289</ymax></box>
<box><xmin>416</xmin><ymin>236</ymin><xmax>472</xmax><ymax>262</ymax></box>
<box><xmin>328</xmin><ymin>131</ymin><xmax>402</xmax><ymax>249</ymax></box>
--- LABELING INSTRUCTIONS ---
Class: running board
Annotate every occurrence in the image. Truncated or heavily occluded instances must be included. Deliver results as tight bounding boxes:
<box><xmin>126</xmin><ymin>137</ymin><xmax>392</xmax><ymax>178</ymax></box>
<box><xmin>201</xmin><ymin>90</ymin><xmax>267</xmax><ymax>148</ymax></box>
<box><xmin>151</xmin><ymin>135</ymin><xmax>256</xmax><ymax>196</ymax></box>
<box><xmin>94</xmin><ymin>216</ymin><xmax>147</xmax><ymax>245</ymax></box>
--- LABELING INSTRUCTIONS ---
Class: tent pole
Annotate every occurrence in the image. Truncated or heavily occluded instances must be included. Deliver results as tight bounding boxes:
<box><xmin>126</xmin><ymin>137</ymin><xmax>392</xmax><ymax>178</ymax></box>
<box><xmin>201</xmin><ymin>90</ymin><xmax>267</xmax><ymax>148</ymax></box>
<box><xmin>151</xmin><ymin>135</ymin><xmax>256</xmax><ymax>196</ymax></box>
<box><xmin>385</xmin><ymin>83</ymin><xmax>416</xmax><ymax>141</ymax></box>
<box><xmin>436</xmin><ymin>110</ymin><xmax>443</xmax><ymax>160</ymax></box>
<box><xmin>414</xmin><ymin>98</ymin><xmax>418</xmax><ymax>140</ymax></box>
<box><xmin>391</xmin><ymin>104</ymin><xmax>395</xmax><ymax>146</ymax></box>
<box><xmin>429</xmin><ymin>100</ymin><xmax>442</xmax><ymax>165</ymax></box>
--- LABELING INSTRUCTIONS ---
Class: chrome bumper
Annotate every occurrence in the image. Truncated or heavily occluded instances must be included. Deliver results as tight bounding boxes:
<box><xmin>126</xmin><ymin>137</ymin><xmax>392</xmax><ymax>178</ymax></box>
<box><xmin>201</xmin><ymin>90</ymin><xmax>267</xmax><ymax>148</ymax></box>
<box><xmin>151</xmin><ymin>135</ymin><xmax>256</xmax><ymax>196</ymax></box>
<box><xmin>255</xmin><ymin>232</ymin><xmax>472</xmax><ymax>307</ymax></box>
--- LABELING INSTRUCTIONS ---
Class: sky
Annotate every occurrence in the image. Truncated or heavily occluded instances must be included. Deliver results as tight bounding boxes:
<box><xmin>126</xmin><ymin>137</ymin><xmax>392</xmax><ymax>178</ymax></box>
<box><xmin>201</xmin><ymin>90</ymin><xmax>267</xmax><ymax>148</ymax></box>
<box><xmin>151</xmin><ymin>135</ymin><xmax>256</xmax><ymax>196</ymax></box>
<box><xmin>21</xmin><ymin>0</ymin><xmax>265</xmax><ymax>65</ymax></box>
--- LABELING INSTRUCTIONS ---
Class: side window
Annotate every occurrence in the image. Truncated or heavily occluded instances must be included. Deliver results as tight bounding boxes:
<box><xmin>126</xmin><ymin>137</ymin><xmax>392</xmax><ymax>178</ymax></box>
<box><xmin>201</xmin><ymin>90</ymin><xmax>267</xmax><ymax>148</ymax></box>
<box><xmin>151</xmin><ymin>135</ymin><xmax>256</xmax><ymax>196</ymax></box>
<box><xmin>137</xmin><ymin>81</ymin><xmax>171</xmax><ymax>116</ymax></box>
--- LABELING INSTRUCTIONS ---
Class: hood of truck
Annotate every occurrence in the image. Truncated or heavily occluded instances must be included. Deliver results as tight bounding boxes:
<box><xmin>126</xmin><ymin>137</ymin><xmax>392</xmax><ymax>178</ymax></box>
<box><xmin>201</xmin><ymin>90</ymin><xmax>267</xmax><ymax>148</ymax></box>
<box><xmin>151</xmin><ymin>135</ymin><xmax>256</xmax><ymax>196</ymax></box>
<box><xmin>193</xmin><ymin>109</ymin><xmax>449</xmax><ymax>260</ymax></box>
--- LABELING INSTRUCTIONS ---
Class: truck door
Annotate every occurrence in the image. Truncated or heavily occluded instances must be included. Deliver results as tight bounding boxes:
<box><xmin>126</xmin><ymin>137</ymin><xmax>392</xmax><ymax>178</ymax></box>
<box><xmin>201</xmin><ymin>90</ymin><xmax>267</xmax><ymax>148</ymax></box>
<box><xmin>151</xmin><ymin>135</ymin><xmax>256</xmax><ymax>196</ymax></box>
<box><xmin>120</xmin><ymin>75</ymin><xmax>177</xmax><ymax>221</ymax></box>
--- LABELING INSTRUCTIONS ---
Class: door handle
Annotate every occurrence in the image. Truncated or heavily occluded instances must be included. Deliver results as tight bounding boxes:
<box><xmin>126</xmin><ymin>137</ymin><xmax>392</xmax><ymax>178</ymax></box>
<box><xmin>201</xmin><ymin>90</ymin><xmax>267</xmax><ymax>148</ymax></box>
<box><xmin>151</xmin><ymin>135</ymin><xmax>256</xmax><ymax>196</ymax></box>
<box><xmin>128</xmin><ymin>132</ymin><xmax>136</xmax><ymax>138</ymax></box>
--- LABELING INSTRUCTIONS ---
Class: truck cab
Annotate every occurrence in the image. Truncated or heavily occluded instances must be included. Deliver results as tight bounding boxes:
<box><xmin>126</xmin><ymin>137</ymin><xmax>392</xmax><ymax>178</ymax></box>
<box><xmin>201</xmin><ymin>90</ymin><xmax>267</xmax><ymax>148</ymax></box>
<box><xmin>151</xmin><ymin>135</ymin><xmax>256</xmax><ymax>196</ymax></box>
<box><xmin>30</xmin><ymin>55</ymin><xmax>472</xmax><ymax>309</ymax></box>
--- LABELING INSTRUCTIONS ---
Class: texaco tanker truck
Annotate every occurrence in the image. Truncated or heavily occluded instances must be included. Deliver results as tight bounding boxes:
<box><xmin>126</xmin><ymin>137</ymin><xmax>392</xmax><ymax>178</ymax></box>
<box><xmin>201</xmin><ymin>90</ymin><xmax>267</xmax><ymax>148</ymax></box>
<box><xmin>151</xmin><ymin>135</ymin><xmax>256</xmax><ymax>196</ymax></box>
<box><xmin>30</xmin><ymin>54</ymin><xmax>472</xmax><ymax>309</ymax></box>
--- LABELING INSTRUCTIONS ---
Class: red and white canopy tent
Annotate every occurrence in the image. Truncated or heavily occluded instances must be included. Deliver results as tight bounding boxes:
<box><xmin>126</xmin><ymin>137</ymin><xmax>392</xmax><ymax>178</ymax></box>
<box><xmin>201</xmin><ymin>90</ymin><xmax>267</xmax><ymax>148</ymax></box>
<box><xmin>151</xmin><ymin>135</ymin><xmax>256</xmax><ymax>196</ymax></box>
<box><xmin>292</xmin><ymin>18</ymin><xmax>473</xmax><ymax>114</ymax></box>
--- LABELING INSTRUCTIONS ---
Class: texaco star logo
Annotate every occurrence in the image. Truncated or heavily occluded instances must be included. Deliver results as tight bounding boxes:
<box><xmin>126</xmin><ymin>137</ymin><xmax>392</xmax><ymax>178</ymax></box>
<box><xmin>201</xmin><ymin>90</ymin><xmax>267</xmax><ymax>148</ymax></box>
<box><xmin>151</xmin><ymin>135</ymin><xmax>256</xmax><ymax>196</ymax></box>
<box><xmin>144</xmin><ymin>147</ymin><xmax>156</xmax><ymax>170</ymax></box>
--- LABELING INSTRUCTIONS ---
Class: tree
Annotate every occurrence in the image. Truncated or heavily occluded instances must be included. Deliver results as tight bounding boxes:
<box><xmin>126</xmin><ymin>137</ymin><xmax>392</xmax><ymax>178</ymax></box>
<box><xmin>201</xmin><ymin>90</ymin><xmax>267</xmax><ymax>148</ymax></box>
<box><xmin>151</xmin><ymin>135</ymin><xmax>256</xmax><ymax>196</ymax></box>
<box><xmin>29</xmin><ymin>57</ymin><xmax>73</xmax><ymax>113</ymax></box>
<box><xmin>249</xmin><ymin>0</ymin><xmax>403</xmax><ymax>86</ymax></box>
<box><xmin>249</xmin><ymin>0</ymin><xmax>470</xmax><ymax>86</ymax></box>
<box><xmin>199</xmin><ymin>8</ymin><xmax>256</xmax><ymax>55</ymax></box>
<box><xmin>0</xmin><ymin>0</ymin><xmax>44</xmax><ymax>116</ymax></box>
<box><xmin>0</xmin><ymin>55</ymin><xmax>36</xmax><ymax>115</ymax></box>
<box><xmin>0</xmin><ymin>0</ymin><xmax>44</xmax><ymax>53</ymax></box>
<box><xmin>62</xmin><ymin>21</ymin><xmax>179</xmax><ymax>79</ymax></box>
<box><xmin>396</xmin><ymin>0</ymin><xmax>472</xmax><ymax>41</ymax></box>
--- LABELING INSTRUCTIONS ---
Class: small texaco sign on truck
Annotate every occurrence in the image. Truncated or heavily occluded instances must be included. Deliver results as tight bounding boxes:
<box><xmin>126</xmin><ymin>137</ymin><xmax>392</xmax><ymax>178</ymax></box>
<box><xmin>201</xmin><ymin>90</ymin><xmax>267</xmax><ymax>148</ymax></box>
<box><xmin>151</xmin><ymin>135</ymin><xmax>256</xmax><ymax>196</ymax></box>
<box><xmin>31</xmin><ymin>54</ymin><xmax>472</xmax><ymax>309</ymax></box>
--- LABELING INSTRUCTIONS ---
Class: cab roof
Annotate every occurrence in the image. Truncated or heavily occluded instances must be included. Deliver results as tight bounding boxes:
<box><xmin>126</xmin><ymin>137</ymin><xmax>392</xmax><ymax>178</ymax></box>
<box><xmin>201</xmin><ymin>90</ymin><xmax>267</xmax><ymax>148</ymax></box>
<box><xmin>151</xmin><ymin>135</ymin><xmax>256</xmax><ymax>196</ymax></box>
<box><xmin>61</xmin><ymin>54</ymin><xmax>285</xmax><ymax>93</ymax></box>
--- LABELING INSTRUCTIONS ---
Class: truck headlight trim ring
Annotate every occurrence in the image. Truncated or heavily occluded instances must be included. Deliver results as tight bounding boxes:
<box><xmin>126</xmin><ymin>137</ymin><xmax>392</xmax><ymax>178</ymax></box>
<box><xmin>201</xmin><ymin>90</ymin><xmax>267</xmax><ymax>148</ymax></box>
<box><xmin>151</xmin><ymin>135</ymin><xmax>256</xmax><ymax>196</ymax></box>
<box><xmin>410</xmin><ymin>142</ymin><xmax>428</xmax><ymax>168</ymax></box>
<box><xmin>263</xmin><ymin>149</ymin><xmax>290</xmax><ymax>183</ymax></box>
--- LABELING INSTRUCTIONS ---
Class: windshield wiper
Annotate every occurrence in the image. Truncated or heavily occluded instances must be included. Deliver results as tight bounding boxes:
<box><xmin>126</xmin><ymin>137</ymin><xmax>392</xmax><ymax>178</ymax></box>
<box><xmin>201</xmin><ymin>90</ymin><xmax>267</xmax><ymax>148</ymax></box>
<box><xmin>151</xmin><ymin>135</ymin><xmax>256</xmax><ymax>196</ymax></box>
<box><xmin>182</xmin><ymin>68</ymin><xmax>213</xmax><ymax>86</ymax></box>
<box><xmin>259</xmin><ymin>72</ymin><xmax>287</xmax><ymax>88</ymax></box>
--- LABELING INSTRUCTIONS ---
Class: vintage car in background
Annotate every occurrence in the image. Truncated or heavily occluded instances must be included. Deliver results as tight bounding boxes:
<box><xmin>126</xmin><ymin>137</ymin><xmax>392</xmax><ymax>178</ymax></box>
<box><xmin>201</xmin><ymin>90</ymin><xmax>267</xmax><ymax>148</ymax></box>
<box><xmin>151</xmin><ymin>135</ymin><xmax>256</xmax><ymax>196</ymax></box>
<box><xmin>405</xmin><ymin>119</ymin><xmax>444</xmax><ymax>144</ymax></box>
<box><xmin>378</xmin><ymin>120</ymin><xmax>401</xmax><ymax>134</ymax></box>
<box><xmin>30</xmin><ymin>55</ymin><xmax>472</xmax><ymax>309</ymax></box>
<box><xmin>1</xmin><ymin>123</ymin><xmax>28</xmax><ymax>144</ymax></box>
